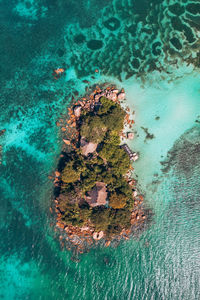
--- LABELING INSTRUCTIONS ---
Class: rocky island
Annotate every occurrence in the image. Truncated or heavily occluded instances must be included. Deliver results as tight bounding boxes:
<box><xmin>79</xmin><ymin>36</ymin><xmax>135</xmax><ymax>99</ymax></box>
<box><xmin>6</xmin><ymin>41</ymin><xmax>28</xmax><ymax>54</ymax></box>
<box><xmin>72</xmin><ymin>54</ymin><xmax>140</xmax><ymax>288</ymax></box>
<box><xmin>51</xmin><ymin>85</ymin><xmax>150</xmax><ymax>254</ymax></box>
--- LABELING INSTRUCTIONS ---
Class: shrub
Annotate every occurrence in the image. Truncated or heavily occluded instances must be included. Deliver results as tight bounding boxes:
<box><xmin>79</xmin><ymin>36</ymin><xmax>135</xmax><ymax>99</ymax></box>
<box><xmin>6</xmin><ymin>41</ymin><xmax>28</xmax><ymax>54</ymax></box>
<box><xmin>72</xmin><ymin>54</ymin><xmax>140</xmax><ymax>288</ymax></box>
<box><xmin>97</xmin><ymin>97</ymin><xmax>114</xmax><ymax>115</ymax></box>
<box><xmin>61</xmin><ymin>161</ymin><xmax>81</xmax><ymax>183</ymax></box>
<box><xmin>109</xmin><ymin>192</ymin><xmax>128</xmax><ymax>209</ymax></box>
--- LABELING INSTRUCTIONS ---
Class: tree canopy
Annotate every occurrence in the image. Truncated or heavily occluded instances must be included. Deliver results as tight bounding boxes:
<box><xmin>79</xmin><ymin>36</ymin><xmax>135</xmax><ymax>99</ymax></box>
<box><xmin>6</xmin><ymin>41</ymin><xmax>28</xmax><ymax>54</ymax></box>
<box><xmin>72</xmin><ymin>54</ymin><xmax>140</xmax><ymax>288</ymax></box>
<box><xmin>81</xmin><ymin>115</ymin><xmax>106</xmax><ymax>143</ymax></box>
<box><xmin>61</xmin><ymin>160</ymin><xmax>81</xmax><ymax>183</ymax></box>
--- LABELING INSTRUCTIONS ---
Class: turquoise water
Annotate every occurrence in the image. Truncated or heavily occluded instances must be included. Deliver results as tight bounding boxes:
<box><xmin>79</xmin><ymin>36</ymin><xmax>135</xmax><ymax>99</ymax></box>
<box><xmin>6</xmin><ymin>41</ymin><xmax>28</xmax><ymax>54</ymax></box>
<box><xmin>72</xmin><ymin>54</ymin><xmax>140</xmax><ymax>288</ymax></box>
<box><xmin>0</xmin><ymin>0</ymin><xmax>200</xmax><ymax>299</ymax></box>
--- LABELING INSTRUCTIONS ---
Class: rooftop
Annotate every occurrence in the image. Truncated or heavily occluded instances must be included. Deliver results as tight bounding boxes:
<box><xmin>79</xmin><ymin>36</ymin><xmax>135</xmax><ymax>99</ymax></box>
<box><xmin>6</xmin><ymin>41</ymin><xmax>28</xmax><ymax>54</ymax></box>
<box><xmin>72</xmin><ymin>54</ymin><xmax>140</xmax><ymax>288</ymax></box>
<box><xmin>86</xmin><ymin>182</ymin><xmax>107</xmax><ymax>207</ymax></box>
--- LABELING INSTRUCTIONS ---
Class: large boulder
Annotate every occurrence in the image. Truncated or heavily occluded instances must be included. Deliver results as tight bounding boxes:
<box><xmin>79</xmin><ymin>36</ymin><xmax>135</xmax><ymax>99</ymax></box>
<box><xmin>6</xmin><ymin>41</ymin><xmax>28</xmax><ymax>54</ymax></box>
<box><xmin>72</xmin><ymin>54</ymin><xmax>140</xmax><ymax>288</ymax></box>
<box><xmin>74</xmin><ymin>105</ymin><xmax>82</xmax><ymax>118</ymax></box>
<box><xmin>80</xmin><ymin>138</ymin><xmax>97</xmax><ymax>156</ymax></box>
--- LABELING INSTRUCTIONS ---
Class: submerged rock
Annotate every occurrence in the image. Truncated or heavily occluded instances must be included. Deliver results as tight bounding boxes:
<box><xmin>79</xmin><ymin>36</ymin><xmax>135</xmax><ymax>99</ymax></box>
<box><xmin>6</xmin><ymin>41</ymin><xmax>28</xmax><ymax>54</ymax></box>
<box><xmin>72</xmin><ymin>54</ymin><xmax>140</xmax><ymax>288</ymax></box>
<box><xmin>87</xmin><ymin>40</ymin><xmax>103</xmax><ymax>50</ymax></box>
<box><xmin>127</xmin><ymin>132</ymin><xmax>134</xmax><ymax>140</ymax></box>
<box><xmin>63</xmin><ymin>139</ymin><xmax>71</xmax><ymax>145</ymax></box>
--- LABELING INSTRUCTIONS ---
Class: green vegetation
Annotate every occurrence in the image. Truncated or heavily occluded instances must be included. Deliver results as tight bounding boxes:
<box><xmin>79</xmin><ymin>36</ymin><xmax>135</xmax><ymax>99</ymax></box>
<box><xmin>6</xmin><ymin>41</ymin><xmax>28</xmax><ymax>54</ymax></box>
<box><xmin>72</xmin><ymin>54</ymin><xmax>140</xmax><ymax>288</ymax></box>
<box><xmin>61</xmin><ymin>160</ymin><xmax>81</xmax><ymax>183</ymax></box>
<box><xmin>58</xmin><ymin>96</ymin><xmax>135</xmax><ymax>236</ymax></box>
<box><xmin>109</xmin><ymin>192</ymin><xmax>128</xmax><ymax>209</ymax></box>
<box><xmin>80</xmin><ymin>115</ymin><xmax>106</xmax><ymax>143</ymax></box>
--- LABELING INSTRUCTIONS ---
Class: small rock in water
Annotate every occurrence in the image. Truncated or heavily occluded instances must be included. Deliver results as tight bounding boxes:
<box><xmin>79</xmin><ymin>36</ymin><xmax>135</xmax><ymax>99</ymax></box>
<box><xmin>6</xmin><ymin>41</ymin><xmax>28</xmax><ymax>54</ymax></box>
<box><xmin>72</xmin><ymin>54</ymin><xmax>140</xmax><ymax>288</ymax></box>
<box><xmin>131</xmin><ymin>152</ymin><xmax>139</xmax><ymax>161</ymax></box>
<box><xmin>132</xmin><ymin>190</ymin><xmax>138</xmax><ymax>197</ymax></box>
<box><xmin>132</xmin><ymin>154</ymin><xmax>139</xmax><ymax>161</ymax></box>
<box><xmin>105</xmin><ymin>241</ymin><xmax>111</xmax><ymax>247</ymax></box>
<box><xmin>127</xmin><ymin>132</ymin><xmax>134</xmax><ymax>140</ymax></box>
<box><xmin>103</xmin><ymin>256</ymin><xmax>110</xmax><ymax>265</ymax></box>
<box><xmin>55</xmin><ymin>171</ymin><xmax>61</xmax><ymax>177</ymax></box>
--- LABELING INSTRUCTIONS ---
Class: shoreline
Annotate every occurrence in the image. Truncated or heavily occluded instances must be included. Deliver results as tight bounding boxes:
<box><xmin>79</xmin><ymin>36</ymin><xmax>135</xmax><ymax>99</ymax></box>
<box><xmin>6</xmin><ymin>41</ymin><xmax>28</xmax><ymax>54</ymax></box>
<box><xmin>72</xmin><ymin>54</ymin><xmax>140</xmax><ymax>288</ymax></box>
<box><xmin>50</xmin><ymin>84</ymin><xmax>152</xmax><ymax>255</ymax></box>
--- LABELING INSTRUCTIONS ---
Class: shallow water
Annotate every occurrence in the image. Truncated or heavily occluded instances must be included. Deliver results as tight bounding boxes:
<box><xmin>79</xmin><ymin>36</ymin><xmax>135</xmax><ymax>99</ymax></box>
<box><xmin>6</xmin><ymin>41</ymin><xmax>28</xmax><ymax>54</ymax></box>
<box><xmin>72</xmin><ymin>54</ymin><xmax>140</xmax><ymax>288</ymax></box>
<box><xmin>0</xmin><ymin>0</ymin><xmax>200</xmax><ymax>299</ymax></box>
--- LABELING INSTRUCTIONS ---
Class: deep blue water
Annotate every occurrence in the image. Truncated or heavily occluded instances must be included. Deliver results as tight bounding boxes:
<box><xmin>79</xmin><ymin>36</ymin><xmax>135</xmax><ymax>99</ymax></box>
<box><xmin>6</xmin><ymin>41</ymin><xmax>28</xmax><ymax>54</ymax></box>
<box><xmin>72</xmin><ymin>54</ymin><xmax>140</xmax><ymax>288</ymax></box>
<box><xmin>0</xmin><ymin>0</ymin><xmax>200</xmax><ymax>299</ymax></box>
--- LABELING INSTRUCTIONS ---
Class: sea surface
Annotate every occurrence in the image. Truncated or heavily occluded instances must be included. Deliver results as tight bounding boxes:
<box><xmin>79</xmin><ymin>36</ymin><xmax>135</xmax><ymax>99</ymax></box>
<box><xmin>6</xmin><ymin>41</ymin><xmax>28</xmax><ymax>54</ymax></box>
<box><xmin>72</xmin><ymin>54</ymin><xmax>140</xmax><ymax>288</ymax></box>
<box><xmin>0</xmin><ymin>0</ymin><xmax>200</xmax><ymax>299</ymax></box>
